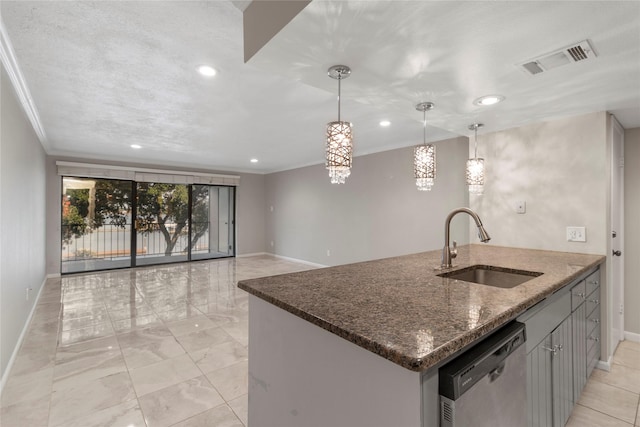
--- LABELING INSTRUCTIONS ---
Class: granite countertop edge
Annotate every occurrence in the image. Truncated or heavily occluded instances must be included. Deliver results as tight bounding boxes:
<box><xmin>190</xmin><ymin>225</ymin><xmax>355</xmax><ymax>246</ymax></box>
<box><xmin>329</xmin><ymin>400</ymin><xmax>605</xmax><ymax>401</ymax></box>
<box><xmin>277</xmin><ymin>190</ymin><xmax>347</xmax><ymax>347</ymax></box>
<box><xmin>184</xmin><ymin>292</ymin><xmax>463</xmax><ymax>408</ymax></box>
<box><xmin>238</xmin><ymin>245</ymin><xmax>605</xmax><ymax>372</ymax></box>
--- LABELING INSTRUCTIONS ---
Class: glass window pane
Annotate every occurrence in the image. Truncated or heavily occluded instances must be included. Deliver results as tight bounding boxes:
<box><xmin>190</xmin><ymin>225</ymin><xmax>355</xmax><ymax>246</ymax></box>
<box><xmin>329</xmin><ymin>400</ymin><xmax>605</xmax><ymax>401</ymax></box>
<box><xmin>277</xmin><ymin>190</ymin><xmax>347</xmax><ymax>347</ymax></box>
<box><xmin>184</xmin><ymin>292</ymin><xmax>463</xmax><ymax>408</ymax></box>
<box><xmin>135</xmin><ymin>182</ymin><xmax>189</xmax><ymax>266</ymax></box>
<box><xmin>61</xmin><ymin>177</ymin><xmax>132</xmax><ymax>273</ymax></box>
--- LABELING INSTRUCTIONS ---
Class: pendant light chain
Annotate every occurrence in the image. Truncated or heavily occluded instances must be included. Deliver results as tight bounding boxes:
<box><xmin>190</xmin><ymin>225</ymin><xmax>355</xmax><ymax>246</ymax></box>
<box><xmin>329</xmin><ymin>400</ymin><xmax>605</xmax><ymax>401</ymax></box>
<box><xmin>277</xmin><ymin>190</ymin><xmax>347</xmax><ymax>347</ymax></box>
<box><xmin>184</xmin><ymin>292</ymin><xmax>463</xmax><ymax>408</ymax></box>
<box><xmin>473</xmin><ymin>125</ymin><xmax>478</xmax><ymax>158</ymax></box>
<box><xmin>337</xmin><ymin>75</ymin><xmax>341</xmax><ymax>122</ymax></box>
<box><xmin>423</xmin><ymin>108</ymin><xmax>427</xmax><ymax>146</ymax></box>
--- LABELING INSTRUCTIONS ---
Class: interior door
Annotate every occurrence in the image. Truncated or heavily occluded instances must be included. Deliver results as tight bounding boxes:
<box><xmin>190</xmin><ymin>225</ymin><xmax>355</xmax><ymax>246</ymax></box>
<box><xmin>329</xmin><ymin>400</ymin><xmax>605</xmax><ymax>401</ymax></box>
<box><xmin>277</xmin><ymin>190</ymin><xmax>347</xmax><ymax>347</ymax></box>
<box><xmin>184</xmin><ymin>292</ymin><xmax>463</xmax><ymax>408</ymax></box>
<box><xmin>610</xmin><ymin>116</ymin><xmax>625</xmax><ymax>346</ymax></box>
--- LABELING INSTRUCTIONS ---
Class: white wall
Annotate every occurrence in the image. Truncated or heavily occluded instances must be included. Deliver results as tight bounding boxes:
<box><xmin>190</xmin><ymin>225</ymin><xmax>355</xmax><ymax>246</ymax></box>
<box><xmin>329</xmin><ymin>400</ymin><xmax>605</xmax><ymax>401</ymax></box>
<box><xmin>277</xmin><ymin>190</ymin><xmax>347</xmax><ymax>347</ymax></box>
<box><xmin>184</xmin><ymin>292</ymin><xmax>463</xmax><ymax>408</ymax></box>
<box><xmin>469</xmin><ymin>112</ymin><xmax>608</xmax><ymax>255</ymax></box>
<box><xmin>624</xmin><ymin>127</ymin><xmax>640</xmax><ymax>336</ymax></box>
<box><xmin>44</xmin><ymin>157</ymin><xmax>267</xmax><ymax>275</ymax></box>
<box><xmin>264</xmin><ymin>137</ymin><xmax>470</xmax><ymax>266</ymax></box>
<box><xmin>0</xmin><ymin>65</ymin><xmax>47</xmax><ymax>379</ymax></box>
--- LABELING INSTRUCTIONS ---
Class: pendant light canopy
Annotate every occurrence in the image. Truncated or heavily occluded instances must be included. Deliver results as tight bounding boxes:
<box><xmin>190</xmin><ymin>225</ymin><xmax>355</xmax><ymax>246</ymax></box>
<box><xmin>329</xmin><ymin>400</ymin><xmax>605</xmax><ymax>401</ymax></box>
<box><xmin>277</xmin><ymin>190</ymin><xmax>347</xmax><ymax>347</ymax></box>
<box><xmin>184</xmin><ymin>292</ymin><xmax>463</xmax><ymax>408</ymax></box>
<box><xmin>466</xmin><ymin>123</ymin><xmax>485</xmax><ymax>195</ymax></box>
<box><xmin>414</xmin><ymin>102</ymin><xmax>436</xmax><ymax>191</ymax></box>
<box><xmin>326</xmin><ymin>65</ymin><xmax>353</xmax><ymax>184</ymax></box>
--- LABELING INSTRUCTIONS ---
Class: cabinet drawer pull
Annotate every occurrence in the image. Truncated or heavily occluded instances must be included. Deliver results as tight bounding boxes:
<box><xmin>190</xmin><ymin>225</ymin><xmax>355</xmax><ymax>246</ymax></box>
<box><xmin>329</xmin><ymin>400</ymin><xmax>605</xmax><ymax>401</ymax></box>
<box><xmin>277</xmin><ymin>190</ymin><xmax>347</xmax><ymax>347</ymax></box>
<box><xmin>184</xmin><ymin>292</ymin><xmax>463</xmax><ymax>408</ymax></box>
<box><xmin>588</xmin><ymin>280</ymin><xmax>598</xmax><ymax>285</ymax></box>
<box><xmin>574</xmin><ymin>292</ymin><xmax>586</xmax><ymax>299</ymax></box>
<box><xmin>543</xmin><ymin>345</ymin><xmax>561</xmax><ymax>355</ymax></box>
<box><xmin>590</xmin><ymin>318</ymin><xmax>600</xmax><ymax>324</ymax></box>
<box><xmin>589</xmin><ymin>336</ymin><xmax>600</xmax><ymax>342</ymax></box>
<box><xmin>589</xmin><ymin>299</ymin><xmax>600</xmax><ymax>305</ymax></box>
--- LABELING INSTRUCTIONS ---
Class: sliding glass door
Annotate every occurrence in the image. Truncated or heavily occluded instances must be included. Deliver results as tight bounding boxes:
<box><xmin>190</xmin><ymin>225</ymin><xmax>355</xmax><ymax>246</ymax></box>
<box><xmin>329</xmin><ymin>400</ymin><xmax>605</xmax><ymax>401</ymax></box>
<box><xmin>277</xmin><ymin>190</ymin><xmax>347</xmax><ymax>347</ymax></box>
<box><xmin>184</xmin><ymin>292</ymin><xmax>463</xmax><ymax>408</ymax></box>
<box><xmin>135</xmin><ymin>182</ymin><xmax>190</xmax><ymax>266</ymax></box>
<box><xmin>191</xmin><ymin>185</ymin><xmax>235</xmax><ymax>261</ymax></box>
<box><xmin>61</xmin><ymin>177</ymin><xmax>133</xmax><ymax>274</ymax></box>
<box><xmin>61</xmin><ymin>178</ymin><xmax>235</xmax><ymax>273</ymax></box>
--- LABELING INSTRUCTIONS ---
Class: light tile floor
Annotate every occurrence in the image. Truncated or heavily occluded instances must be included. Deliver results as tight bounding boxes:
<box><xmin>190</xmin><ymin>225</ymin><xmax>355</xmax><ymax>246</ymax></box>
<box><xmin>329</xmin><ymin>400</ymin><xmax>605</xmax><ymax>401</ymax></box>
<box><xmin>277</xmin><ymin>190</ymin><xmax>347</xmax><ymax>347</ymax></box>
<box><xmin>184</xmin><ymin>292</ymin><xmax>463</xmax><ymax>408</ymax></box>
<box><xmin>567</xmin><ymin>340</ymin><xmax>640</xmax><ymax>427</ymax></box>
<box><xmin>1</xmin><ymin>255</ymin><xmax>638</xmax><ymax>426</ymax></box>
<box><xmin>0</xmin><ymin>256</ymin><xmax>313</xmax><ymax>427</ymax></box>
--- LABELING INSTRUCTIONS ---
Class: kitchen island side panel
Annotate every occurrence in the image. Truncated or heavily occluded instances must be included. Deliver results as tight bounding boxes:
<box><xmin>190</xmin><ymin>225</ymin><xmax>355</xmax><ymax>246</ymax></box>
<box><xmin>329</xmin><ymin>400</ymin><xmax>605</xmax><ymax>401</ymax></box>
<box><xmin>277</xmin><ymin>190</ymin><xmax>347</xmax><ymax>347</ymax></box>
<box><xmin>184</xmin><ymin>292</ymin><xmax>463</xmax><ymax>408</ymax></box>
<box><xmin>248</xmin><ymin>295</ymin><xmax>425</xmax><ymax>427</ymax></box>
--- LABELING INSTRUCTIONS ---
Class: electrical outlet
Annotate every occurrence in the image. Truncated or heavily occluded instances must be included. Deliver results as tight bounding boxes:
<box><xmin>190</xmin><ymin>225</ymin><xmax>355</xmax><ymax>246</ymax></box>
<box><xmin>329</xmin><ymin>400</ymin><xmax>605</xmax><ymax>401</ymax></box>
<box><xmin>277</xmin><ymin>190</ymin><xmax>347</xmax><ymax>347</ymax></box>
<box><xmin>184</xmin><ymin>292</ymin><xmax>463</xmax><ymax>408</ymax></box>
<box><xmin>25</xmin><ymin>287</ymin><xmax>32</xmax><ymax>301</ymax></box>
<box><xmin>327</xmin><ymin>249</ymin><xmax>331</xmax><ymax>257</ymax></box>
<box><xmin>566</xmin><ymin>226</ymin><xmax>586</xmax><ymax>242</ymax></box>
<box><xmin>270</xmin><ymin>240</ymin><xmax>274</xmax><ymax>247</ymax></box>
<box><xmin>515</xmin><ymin>201</ymin><xmax>526</xmax><ymax>214</ymax></box>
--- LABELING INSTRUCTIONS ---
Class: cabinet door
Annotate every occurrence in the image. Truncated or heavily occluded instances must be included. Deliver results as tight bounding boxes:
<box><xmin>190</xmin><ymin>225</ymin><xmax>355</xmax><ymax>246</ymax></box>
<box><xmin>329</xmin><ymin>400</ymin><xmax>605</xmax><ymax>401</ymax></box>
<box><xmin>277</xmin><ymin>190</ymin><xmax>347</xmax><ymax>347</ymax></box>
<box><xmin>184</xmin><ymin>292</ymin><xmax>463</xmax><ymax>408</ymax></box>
<box><xmin>572</xmin><ymin>303</ymin><xmax>587</xmax><ymax>402</ymax></box>
<box><xmin>552</xmin><ymin>316</ymin><xmax>573</xmax><ymax>427</ymax></box>
<box><xmin>527</xmin><ymin>335</ymin><xmax>553</xmax><ymax>427</ymax></box>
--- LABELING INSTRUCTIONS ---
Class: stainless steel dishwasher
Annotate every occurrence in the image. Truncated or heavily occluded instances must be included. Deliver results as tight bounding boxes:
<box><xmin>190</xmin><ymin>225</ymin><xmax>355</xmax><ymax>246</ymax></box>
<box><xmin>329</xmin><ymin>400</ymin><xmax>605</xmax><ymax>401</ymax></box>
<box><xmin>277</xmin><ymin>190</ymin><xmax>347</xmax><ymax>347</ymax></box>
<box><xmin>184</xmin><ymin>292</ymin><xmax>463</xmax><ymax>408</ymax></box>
<box><xmin>439</xmin><ymin>321</ymin><xmax>527</xmax><ymax>427</ymax></box>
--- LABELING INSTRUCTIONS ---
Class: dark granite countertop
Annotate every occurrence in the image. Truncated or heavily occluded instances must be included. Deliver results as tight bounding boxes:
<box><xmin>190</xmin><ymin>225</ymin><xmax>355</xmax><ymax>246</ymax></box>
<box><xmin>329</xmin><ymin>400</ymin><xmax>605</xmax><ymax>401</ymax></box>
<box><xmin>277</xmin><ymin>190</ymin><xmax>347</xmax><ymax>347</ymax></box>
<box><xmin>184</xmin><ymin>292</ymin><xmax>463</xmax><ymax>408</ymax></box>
<box><xmin>238</xmin><ymin>245</ymin><xmax>605</xmax><ymax>372</ymax></box>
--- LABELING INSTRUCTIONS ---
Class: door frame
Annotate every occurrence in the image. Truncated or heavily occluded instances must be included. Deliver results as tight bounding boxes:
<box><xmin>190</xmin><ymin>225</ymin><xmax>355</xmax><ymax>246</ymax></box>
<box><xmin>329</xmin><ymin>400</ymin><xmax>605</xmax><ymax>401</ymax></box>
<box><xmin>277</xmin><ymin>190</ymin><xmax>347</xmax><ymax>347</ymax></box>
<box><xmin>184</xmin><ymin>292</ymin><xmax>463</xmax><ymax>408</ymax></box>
<box><xmin>609</xmin><ymin>115</ymin><xmax>625</xmax><ymax>351</ymax></box>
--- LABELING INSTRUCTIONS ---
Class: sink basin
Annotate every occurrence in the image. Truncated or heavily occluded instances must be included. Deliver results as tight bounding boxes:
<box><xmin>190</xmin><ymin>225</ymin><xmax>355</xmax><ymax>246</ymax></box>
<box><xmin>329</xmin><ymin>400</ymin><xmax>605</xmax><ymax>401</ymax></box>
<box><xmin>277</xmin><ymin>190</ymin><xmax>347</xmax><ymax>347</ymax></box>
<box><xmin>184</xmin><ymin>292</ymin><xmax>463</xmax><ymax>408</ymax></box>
<box><xmin>437</xmin><ymin>265</ymin><xmax>542</xmax><ymax>288</ymax></box>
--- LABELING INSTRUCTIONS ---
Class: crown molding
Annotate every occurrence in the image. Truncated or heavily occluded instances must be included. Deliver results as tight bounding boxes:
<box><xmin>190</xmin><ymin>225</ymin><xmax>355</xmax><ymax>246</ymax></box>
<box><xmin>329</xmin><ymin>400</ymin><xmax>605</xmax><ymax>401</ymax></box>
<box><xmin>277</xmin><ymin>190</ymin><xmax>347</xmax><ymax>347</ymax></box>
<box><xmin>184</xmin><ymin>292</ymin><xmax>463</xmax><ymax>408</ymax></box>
<box><xmin>0</xmin><ymin>19</ymin><xmax>48</xmax><ymax>150</ymax></box>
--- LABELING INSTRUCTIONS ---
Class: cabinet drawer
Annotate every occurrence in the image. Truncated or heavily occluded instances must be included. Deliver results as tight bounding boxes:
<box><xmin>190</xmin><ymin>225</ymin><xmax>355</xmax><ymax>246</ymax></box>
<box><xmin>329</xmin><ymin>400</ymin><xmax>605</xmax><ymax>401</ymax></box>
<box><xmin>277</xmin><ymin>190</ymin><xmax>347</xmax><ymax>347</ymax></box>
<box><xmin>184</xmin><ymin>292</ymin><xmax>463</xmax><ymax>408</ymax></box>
<box><xmin>585</xmin><ymin>270</ymin><xmax>600</xmax><ymax>296</ymax></box>
<box><xmin>586</xmin><ymin>292</ymin><xmax>600</xmax><ymax>317</ymax></box>
<box><xmin>587</xmin><ymin>326</ymin><xmax>601</xmax><ymax>354</ymax></box>
<box><xmin>571</xmin><ymin>281</ymin><xmax>587</xmax><ymax>311</ymax></box>
<box><xmin>587</xmin><ymin>313</ymin><xmax>601</xmax><ymax>337</ymax></box>
<box><xmin>519</xmin><ymin>291</ymin><xmax>571</xmax><ymax>353</ymax></box>
<box><xmin>587</xmin><ymin>336</ymin><xmax>601</xmax><ymax>378</ymax></box>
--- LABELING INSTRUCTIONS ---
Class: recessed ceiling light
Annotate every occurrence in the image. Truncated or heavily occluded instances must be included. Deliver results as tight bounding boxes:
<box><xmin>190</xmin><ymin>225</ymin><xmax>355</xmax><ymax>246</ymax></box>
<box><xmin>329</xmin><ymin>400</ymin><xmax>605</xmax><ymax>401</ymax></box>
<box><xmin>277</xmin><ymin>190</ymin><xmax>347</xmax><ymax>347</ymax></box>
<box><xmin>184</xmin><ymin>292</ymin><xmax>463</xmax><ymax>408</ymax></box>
<box><xmin>197</xmin><ymin>65</ymin><xmax>217</xmax><ymax>77</ymax></box>
<box><xmin>473</xmin><ymin>95</ymin><xmax>505</xmax><ymax>106</ymax></box>
<box><xmin>379</xmin><ymin>120</ymin><xmax>391</xmax><ymax>127</ymax></box>
<box><xmin>130</xmin><ymin>144</ymin><xmax>142</xmax><ymax>149</ymax></box>
<box><xmin>250</xmin><ymin>158</ymin><xmax>258</xmax><ymax>163</ymax></box>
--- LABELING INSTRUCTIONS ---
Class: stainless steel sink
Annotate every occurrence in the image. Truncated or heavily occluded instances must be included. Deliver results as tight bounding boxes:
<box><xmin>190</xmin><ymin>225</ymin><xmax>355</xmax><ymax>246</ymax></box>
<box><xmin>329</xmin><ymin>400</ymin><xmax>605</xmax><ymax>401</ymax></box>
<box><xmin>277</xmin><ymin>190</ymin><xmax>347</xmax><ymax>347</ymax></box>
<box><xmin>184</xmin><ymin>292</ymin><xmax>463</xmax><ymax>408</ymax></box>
<box><xmin>437</xmin><ymin>265</ymin><xmax>542</xmax><ymax>288</ymax></box>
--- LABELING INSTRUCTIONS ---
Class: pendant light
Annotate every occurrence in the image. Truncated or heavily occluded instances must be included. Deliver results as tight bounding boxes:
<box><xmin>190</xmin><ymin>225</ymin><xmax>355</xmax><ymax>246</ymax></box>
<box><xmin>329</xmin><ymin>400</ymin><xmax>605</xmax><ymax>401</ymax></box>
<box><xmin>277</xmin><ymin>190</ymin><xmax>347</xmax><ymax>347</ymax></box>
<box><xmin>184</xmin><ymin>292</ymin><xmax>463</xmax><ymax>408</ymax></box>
<box><xmin>466</xmin><ymin>123</ymin><xmax>485</xmax><ymax>195</ymax></box>
<box><xmin>326</xmin><ymin>65</ymin><xmax>353</xmax><ymax>184</ymax></box>
<box><xmin>414</xmin><ymin>102</ymin><xmax>435</xmax><ymax>191</ymax></box>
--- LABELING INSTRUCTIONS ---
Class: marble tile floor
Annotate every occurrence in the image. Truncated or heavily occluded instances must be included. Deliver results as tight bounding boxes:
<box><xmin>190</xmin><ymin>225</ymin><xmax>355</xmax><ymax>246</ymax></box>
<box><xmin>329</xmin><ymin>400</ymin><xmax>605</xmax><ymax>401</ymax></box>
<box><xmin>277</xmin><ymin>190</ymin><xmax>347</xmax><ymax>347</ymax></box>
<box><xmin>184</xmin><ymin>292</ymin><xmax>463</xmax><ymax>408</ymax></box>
<box><xmin>0</xmin><ymin>255</ymin><xmax>313</xmax><ymax>427</ymax></box>
<box><xmin>1</xmin><ymin>254</ymin><xmax>638</xmax><ymax>426</ymax></box>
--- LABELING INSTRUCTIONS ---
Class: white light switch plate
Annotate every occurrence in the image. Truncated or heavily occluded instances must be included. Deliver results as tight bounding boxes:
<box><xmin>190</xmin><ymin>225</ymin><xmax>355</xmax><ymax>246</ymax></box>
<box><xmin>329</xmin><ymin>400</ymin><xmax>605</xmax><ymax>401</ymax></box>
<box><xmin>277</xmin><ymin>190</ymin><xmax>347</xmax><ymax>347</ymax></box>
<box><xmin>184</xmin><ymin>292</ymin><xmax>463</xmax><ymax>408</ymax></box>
<box><xmin>567</xmin><ymin>226</ymin><xmax>586</xmax><ymax>242</ymax></box>
<box><xmin>515</xmin><ymin>201</ymin><xmax>526</xmax><ymax>214</ymax></box>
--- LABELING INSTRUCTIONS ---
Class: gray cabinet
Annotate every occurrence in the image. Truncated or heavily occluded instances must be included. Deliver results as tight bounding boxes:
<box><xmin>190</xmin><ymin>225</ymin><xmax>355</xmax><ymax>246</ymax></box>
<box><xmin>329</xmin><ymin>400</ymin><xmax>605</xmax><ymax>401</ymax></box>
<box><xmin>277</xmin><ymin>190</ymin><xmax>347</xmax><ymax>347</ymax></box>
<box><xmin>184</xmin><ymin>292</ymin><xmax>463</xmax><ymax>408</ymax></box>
<box><xmin>572</xmin><ymin>302</ymin><xmax>587</xmax><ymax>401</ymax></box>
<box><xmin>572</xmin><ymin>269</ymin><xmax>601</xmax><ymax>402</ymax></box>
<box><xmin>551</xmin><ymin>316</ymin><xmax>573</xmax><ymax>427</ymax></box>
<box><xmin>521</xmin><ymin>289</ymin><xmax>572</xmax><ymax>427</ymax></box>
<box><xmin>585</xmin><ymin>270</ymin><xmax>601</xmax><ymax>378</ymax></box>
<box><xmin>526</xmin><ymin>314</ymin><xmax>573</xmax><ymax>427</ymax></box>
<box><xmin>519</xmin><ymin>266</ymin><xmax>601</xmax><ymax>427</ymax></box>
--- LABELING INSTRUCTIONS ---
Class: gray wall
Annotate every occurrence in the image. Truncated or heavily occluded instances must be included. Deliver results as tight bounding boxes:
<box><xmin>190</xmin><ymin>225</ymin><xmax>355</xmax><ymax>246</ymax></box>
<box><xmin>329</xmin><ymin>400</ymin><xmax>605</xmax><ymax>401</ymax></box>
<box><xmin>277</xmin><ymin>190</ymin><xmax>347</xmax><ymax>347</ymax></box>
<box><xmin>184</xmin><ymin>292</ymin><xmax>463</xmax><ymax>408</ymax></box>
<box><xmin>264</xmin><ymin>137</ymin><xmax>470</xmax><ymax>266</ymax></box>
<box><xmin>469</xmin><ymin>112</ymin><xmax>608</xmax><ymax>255</ymax></box>
<box><xmin>44</xmin><ymin>157</ymin><xmax>266</xmax><ymax>275</ymax></box>
<box><xmin>624</xmin><ymin>127</ymin><xmax>640</xmax><ymax>335</ymax></box>
<box><xmin>1</xmin><ymin>65</ymin><xmax>47</xmax><ymax>379</ymax></box>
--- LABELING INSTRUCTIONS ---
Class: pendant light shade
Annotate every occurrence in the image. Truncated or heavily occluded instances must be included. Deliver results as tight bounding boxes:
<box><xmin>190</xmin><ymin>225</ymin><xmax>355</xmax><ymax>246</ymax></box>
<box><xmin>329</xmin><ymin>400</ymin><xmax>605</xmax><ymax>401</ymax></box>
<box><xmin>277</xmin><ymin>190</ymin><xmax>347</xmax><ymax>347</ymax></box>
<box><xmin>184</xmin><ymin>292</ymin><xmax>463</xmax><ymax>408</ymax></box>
<box><xmin>467</xmin><ymin>123</ymin><xmax>485</xmax><ymax>195</ymax></box>
<box><xmin>326</xmin><ymin>65</ymin><xmax>353</xmax><ymax>184</ymax></box>
<box><xmin>414</xmin><ymin>102</ymin><xmax>435</xmax><ymax>191</ymax></box>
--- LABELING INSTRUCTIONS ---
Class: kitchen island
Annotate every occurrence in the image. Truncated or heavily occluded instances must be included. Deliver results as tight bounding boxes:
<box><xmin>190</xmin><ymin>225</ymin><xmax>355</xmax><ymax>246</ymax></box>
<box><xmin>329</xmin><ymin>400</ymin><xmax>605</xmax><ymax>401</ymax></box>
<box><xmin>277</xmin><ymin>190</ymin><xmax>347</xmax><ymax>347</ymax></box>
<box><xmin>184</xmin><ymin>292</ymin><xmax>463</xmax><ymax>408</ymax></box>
<box><xmin>238</xmin><ymin>244</ymin><xmax>605</xmax><ymax>427</ymax></box>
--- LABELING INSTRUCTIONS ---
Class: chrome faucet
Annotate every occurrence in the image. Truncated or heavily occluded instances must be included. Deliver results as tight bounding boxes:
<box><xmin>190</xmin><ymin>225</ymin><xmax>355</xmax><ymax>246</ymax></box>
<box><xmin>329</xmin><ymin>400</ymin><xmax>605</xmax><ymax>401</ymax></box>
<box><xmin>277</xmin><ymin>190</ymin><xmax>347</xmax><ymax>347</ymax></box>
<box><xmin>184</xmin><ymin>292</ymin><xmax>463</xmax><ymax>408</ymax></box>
<box><xmin>441</xmin><ymin>207</ymin><xmax>491</xmax><ymax>269</ymax></box>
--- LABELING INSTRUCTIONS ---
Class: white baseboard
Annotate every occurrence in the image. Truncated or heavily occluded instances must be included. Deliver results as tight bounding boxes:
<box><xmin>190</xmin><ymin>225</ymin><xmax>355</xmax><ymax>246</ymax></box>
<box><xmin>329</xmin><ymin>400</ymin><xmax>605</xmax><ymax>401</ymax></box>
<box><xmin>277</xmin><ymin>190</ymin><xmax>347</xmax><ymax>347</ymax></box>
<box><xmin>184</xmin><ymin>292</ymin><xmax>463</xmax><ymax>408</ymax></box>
<box><xmin>0</xmin><ymin>275</ymin><xmax>47</xmax><ymax>392</ymax></box>
<box><xmin>596</xmin><ymin>356</ymin><xmax>612</xmax><ymax>372</ymax></box>
<box><xmin>270</xmin><ymin>253</ymin><xmax>327</xmax><ymax>268</ymax></box>
<box><xmin>46</xmin><ymin>273</ymin><xmax>60</xmax><ymax>279</ymax></box>
<box><xmin>624</xmin><ymin>331</ymin><xmax>640</xmax><ymax>343</ymax></box>
<box><xmin>236</xmin><ymin>252</ymin><xmax>269</xmax><ymax>258</ymax></box>
<box><xmin>237</xmin><ymin>252</ymin><xmax>327</xmax><ymax>268</ymax></box>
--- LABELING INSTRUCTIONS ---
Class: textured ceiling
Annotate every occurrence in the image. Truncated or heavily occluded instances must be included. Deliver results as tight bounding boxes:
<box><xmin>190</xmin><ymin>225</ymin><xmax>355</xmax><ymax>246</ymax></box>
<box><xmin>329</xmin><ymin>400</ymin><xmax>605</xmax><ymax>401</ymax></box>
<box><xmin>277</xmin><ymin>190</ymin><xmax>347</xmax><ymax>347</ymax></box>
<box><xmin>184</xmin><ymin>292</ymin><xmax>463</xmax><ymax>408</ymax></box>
<box><xmin>1</xmin><ymin>1</ymin><xmax>639</xmax><ymax>174</ymax></box>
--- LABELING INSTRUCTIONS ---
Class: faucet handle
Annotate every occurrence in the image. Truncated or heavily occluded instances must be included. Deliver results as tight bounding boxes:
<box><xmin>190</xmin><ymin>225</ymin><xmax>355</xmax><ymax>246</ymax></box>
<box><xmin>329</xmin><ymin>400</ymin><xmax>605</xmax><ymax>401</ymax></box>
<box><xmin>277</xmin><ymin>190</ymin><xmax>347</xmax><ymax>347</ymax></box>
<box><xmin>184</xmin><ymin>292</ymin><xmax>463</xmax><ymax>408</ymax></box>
<box><xmin>450</xmin><ymin>241</ymin><xmax>458</xmax><ymax>259</ymax></box>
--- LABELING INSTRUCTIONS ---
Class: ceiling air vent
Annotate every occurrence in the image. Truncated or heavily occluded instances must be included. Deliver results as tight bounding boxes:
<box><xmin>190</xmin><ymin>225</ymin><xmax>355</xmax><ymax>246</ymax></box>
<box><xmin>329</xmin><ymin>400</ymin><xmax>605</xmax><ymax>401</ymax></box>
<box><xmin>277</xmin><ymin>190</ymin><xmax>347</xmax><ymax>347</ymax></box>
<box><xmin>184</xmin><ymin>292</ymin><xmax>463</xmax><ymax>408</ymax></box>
<box><xmin>518</xmin><ymin>40</ymin><xmax>597</xmax><ymax>76</ymax></box>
